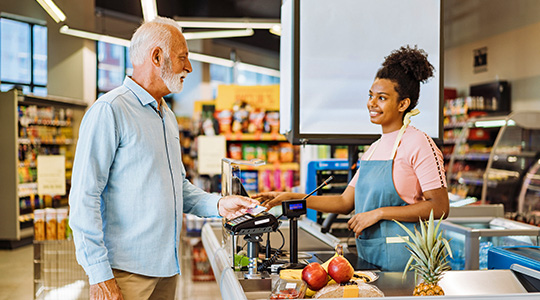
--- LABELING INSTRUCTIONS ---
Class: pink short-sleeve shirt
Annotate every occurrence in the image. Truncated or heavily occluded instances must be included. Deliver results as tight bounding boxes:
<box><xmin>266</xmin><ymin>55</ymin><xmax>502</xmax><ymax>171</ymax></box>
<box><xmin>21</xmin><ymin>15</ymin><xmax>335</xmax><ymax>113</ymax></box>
<box><xmin>349</xmin><ymin>126</ymin><xmax>447</xmax><ymax>204</ymax></box>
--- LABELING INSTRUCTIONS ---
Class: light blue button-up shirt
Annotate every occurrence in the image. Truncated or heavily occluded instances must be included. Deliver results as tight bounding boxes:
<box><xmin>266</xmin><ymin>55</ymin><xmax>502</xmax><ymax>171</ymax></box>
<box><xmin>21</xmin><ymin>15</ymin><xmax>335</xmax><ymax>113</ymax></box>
<box><xmin>69</xmin><ymin>77</ymin><xmax>220</xmax><ymax>285</ymax></box>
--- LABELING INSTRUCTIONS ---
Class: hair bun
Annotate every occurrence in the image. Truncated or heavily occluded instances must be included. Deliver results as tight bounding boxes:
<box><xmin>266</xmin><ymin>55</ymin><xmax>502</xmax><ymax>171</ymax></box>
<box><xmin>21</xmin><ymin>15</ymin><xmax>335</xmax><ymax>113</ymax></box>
<box><xmin>382</xmin><ymin>45</ymin><xmax>434</xmax><ymax>83</ymax></box>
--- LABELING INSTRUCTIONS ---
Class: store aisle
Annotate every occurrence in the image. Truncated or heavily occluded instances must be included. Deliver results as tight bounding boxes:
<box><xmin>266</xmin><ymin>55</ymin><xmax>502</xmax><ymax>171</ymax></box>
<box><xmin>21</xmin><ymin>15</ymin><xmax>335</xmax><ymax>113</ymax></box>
<box><xmin>0</xmin><ymin>245</ymin><xmax>33</xmax><ymax>300</ymax></box>
<box><xmin>0</xmin><ymin>244</ymin><xmax>222</xmax><ymax>300</ymax></box>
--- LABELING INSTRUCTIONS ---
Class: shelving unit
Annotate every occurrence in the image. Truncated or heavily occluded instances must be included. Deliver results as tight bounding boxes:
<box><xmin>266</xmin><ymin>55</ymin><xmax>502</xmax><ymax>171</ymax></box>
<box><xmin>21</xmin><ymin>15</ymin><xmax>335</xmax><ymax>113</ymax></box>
<box><xmin>484</xmin><ymin>111</ymin><xmax>540</xmax><ymax>212</ymax></box>
<box><xmin>0</xmin><ymin>89</ymin><xmax>86</xmax><ymax>248</ymax></box>
<box><xmin>444</xmin><ymin>81</ymin><xmax>511</xmax><ymax>203</ymax></box>
<box><xmin>225</xmin><ymin>133</ymin><xmax>300</xmax><ymax>194</ymax></box>
<box><xmin>446</xmin><ymin>116</ymin><xmax>506</xmax><ymax>202</ymax></box>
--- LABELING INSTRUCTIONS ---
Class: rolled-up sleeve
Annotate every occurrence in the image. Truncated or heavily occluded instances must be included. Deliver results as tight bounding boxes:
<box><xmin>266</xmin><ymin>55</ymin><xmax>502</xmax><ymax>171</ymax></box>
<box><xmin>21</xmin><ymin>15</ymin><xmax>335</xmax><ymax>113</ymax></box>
<box><xmin>69</xmin><ymin>102</ymin><xmax>119</xmax><ymax>285</ymax></box>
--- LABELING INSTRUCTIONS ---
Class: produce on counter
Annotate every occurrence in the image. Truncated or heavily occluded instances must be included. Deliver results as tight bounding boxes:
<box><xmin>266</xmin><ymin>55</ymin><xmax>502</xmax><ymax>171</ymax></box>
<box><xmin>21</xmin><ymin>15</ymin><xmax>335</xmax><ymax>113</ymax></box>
<box><xmin>313</xmin><ymin>281</ymin><xmax>384</xmax><ymax>298</ymax></box>
<box><xmin>328</xmin><ymin>255</ymin><xmax>355</xmax><ymax>284</ymax></box>
<box><xmin>301</xmin><ymin>262</ymin><xmax>329</xmax><ymax>291</ymax></box>
<box><xmin>394</xmin><ymin>210</ymin><xmax>453</xmax><ymax>296</ymax></box>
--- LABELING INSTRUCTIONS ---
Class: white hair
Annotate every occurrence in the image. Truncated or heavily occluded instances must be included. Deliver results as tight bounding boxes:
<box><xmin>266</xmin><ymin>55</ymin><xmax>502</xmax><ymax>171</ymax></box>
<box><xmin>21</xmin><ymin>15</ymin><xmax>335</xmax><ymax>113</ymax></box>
<box><xmin>129</xmin><ymin>16</ymin><xmax>184</xmax><ymax>66</ymax></box>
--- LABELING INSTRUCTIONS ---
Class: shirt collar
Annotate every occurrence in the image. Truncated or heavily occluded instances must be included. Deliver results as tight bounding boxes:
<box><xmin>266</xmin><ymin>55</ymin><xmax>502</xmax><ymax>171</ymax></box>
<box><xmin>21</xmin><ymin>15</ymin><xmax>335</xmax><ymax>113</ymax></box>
<box><xmin>123</xmin><ymin>76</ymin><xmax>164</xmax><ymax>108</ymax></box>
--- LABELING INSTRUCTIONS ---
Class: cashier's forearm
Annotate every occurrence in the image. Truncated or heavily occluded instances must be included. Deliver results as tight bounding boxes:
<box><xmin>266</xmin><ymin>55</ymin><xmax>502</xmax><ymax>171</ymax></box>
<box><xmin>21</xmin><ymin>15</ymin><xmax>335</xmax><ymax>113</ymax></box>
<box><xmin>377</xmin><ymin>187</ymin><xmax>450</xmax><ymax>223</ymax></box>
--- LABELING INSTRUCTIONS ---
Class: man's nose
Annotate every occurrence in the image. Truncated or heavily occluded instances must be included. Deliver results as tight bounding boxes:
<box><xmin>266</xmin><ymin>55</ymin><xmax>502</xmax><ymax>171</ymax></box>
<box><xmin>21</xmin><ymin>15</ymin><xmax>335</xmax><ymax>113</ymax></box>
<box><xmin>185</xmin><ymin>58</ymin><xmax>193</xmax><ymax>73</ymax></box>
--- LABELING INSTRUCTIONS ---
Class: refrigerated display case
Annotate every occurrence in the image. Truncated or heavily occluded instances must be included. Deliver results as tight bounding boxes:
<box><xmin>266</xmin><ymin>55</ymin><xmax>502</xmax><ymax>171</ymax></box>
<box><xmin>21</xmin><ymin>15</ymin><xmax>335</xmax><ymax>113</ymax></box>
<box><xmin>483</xmin><ymin>111</ymin><xmax>540</xmax><ymax>212</ymax></box>
<box><xmin>518</xmin><ymin>156</ymin><xmax>540</xmax><ymax>217</ymax></box>
<box><xmin>446</xmin><ymin>115</ymin><xmax>505</xmax><ymax>202</ymax></box>
<box><xmin>439</xmin><ymin>217</ymin><xmax>540</xmax><ymax>270</ymax></box>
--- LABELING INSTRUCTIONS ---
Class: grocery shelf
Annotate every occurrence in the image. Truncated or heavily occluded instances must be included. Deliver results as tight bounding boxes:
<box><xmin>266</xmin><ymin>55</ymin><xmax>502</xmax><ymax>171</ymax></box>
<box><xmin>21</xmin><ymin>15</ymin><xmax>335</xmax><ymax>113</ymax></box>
<box><xmin>18</xmin><ymin>138</ymin><xmax>74</xmax><ymax>145</ymax></box>
<box><xmin>453</xmin><ymin>153</ymin><xmax>491</xmax><ymax>161</ymax></box>
<box><xmin>224</xmin><ymin>133</ymin><xmax>286</xmax><ymax>141</ymax></box>
<box><xmin>238</xmin><ymin>162</ymin><xmax>299</xmax><ymax>171</ymax></box>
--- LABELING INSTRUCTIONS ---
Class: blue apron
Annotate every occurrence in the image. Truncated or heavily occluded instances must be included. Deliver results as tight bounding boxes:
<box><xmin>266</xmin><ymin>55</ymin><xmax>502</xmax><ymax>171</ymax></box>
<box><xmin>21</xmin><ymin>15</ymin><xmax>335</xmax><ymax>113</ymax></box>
<box><xmin>354</xmin><ymin>109</ymin><xmax>419</xmax><ymax>272</ymax></box>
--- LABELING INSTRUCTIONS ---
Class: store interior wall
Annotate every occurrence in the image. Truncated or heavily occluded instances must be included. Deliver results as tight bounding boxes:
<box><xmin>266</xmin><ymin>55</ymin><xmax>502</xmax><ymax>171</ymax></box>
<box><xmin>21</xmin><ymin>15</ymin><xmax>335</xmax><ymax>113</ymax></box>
<box><xmin>444</xmin><ymin>0</ymin><xmax>540</xmax><ymax>112</ymax></box>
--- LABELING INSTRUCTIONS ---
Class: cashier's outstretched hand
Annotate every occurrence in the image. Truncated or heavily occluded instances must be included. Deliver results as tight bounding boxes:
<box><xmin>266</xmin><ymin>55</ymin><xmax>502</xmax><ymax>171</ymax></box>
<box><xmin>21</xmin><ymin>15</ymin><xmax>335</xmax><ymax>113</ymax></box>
<box><xmin>253</xmin><ymin>192</ymin><xmax>300</xmax><ymax>209</ymax></box>
<box><xmin>218</xmin><ymin>195</ymin><xmax>259</xmax><ymax>219</ymax></box>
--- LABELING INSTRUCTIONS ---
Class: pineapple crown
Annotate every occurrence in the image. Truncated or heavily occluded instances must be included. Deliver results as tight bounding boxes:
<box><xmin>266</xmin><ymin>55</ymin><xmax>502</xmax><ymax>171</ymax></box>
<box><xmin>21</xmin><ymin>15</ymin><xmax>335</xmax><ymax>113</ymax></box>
<box><xmin>394</xmin><ymin>210</ymin><xmax>453</xmax><ymax>284</ymax></box>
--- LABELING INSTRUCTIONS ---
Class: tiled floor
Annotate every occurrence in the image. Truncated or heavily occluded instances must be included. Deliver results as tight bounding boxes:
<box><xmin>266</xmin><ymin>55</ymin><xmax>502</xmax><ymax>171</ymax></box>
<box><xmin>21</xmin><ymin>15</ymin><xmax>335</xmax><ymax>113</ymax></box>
<box><xmin>0</xmin><ymin>244</ymin><xmax>221</xmax><ymax>300</ymax></box>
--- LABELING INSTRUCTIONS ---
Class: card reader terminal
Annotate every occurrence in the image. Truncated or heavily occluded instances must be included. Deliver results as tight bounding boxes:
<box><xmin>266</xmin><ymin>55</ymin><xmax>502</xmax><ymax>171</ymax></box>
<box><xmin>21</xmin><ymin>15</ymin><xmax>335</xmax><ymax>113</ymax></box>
<box><xmin>224</xmin><ymin>209</ymin><xmax>279</xmax><ymax>235</ymax></box>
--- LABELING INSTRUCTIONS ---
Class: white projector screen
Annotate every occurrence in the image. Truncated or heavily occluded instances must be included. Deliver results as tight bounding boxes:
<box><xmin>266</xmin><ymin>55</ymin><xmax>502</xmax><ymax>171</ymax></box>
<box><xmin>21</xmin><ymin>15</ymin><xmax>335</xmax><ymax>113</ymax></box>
<box><xmin>280</xmin><ymin>0</ymin><xmax>442</xmax><ymax>144</ymax></box>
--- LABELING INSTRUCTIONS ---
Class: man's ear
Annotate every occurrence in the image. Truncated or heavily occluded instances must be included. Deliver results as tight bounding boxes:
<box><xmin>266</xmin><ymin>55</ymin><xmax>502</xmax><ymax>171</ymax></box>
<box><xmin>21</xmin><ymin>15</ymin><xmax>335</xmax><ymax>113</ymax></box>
<box><xmin>151</xmin><ymin>47</ymin><xmax>162</xmax><ymax>67</ymax></box>
<box><xmin>399</xmin><ymin>98</ymin><xmax>411</xmax><ymax>113</ymax></box>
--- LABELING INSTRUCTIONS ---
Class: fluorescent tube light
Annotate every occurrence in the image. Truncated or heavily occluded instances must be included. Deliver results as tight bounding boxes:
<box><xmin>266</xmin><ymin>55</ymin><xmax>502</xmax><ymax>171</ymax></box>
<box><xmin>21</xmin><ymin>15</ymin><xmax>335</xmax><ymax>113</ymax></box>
<box><xmin>141</xmin><ymin>0</ymin><xmax>158</xmax><ymax>22</ymax></box>
<box><xmin>474</xmin><ymin>119</ymin><xmax>515</xmax><ymax>128</ymax></box>
<box><xmin>59</xmin><ymin>26</ymin><xmax>279</xmax><ymax>77</ymax></box>
<box><xmin>237</xmin><ymin>63</ymin><xmax>280</xmax><ymax>77</ymax></box>
<box><xmin>184</xmin><ymin>29</ymin><xmax>254</xmax><ymax>40</ymax></box>
<box><xmin>188</xmin><ymin>53</ymin><xmax>234</xmax><ymax>68</ymax></box>
<box><xmin>59</xmin><ymin>25</ymin><xmax>131</xmax><ymax>47</ymax></box>
<box><xmin>36</xmin><ymin>0</ymin><xmax>66</xmax><ymax>23</ymax></box>
<box><xmin>269</xmin><ymin>25</ymin><xmax>281</xmax><ymax>36</ymax></box>
<box><xmin>177</xmin><ymin>20</ymin><xmax>280</xmax><ymax>29</ymax></box>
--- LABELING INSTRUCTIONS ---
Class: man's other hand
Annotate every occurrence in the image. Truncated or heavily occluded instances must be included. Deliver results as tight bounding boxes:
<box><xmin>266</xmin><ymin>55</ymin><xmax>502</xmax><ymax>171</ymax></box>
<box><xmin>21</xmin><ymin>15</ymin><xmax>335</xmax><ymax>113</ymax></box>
<box><xmin>90</xmin><ymin>278</ymin><xmax>124</xmax><ymax>300</ymax></box>
<box><xmin>218</xmin><ymin>195</ymin><xmax>258</xmax><ymax>219</ymax></box>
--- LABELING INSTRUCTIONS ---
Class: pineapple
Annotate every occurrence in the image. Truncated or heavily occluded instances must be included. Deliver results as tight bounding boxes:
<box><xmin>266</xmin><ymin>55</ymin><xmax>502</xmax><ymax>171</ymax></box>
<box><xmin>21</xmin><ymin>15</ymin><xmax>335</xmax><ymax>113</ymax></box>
<box><xmin>394</xmin><ymin>210</ymin><xmax>452</xmax><ymax>296</ymax></box>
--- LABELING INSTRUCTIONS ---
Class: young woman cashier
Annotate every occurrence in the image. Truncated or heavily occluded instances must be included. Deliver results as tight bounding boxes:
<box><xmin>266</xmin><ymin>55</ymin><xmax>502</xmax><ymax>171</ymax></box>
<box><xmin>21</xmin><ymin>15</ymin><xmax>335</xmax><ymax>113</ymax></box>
<box><xmin>253</xmin><ymin>46</ymin><xmax>449</xmax><ymax>271</ymax></box>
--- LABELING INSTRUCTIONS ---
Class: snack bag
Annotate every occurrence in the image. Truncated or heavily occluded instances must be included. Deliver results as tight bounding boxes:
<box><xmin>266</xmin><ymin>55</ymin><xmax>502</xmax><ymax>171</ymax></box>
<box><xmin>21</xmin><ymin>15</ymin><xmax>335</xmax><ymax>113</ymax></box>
<box><xmin>34</xmin><ymin>209</ymin><xmax>46</xmax><ymax>241</ymax></box>
<box><xmin>45</xmin><ymin>208</ymin><xmax>57</xmax><ymax>240</ymax></box>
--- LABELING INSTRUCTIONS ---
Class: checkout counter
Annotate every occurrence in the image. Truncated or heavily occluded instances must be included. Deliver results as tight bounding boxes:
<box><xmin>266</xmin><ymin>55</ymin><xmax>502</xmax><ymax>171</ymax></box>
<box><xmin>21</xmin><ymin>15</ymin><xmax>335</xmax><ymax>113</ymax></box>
<box><xmin>205</xmin><ymin>159</ymin><xmax>540</xmax><ymax>299</ymax></box>
<box><xmin>201</xmin><ymin>219</ymin><xmax>540</xmax><ymax>300</ymax></box>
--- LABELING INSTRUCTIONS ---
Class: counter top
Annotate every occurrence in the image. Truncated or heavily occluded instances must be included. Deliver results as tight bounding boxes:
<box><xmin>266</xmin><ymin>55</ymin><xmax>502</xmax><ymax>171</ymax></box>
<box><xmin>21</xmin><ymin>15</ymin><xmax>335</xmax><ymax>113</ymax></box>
<box><xmin>201</xmin><ymin>220</ymin><xmax>540</xmax><ymax>300</ymax></box>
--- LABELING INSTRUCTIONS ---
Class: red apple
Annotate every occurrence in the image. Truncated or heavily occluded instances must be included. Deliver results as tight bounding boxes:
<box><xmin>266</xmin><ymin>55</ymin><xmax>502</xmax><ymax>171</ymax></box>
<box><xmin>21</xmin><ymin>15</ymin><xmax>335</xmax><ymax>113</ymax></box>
<box><xmin>328</xmin><ymin>256</ymin><xmax>354</xmax><ymax>283</ymax></box>
<box><xmin>301</xmin><ymin>262</ymin><xmax>328</xmax><ymax>291</ymax></box>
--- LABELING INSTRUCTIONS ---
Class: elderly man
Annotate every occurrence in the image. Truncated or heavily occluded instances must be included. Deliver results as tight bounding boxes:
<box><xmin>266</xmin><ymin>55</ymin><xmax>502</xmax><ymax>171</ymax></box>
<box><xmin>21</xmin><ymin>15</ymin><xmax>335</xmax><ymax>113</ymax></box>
<box><xmin>69</xmin><ymin>17</ymin><xmax>257</xmax><ymax>300</ymax></box>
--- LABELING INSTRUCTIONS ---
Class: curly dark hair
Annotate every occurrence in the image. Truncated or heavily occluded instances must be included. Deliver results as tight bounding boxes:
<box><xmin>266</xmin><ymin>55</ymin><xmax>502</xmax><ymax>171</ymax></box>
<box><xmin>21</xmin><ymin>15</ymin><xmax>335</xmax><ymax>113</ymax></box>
<box><xmin>375</xmin><ymin>45</ymin><xmax>435</xmax><ymax>114</ymax></box>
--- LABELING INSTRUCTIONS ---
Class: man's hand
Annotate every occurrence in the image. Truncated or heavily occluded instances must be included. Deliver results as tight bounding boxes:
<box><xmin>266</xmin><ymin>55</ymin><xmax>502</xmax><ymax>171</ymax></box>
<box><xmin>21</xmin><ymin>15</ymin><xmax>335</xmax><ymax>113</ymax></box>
<box><xmin>218</xmin><ymin>195</ymin><xmax>259</xmax><ymax>219</ymax></box>
<box><xmin>90</xmin><ymin>278</ymin><xmax>124</xmax><ymax>300</ymax></box>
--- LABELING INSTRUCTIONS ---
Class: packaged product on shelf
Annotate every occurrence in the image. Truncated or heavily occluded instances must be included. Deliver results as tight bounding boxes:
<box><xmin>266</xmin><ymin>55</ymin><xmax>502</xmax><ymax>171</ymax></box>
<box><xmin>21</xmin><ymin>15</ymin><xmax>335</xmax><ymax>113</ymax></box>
<box><xmin>45</xmin><ymin>208</ymin><xmax>57</xmax><ymax>240</ymax></box>
<box><xmin>248</xmin><ymin>108</ymin><xmax>266</xmax><ymax>134</ymax></box>
<box><xmin>274</xmin><ymin>169</ymin><xmax>282</xmax><ymax>191</ymax></box>
<box><xmin>240</xmin><ymin>170</ymin><xmax>258</xmax><ymax>194</ymax></box>
<box><xmin>34</xmin><ymin>209</ymin><xmax>46</xmax><ymax>241</ymax></box>
<box><xmin>56</xmin><ymin>208</ymin><xmax>68</xmax><ymax>240</ymax></box>
<box><xmin>232</xmin><ymin>101</ymin><xmax>250</xmax><ymax>133</ymax></box>
<box><xmin>259</xmin><ymin>169</ymin><xmax>273</xmax><ymax>192</ymax></box>
<box><xmin>242</xmin><ymin>143</ymin><xmax>257</xmax><ymax>160</ymax></box>
<box><xmin>279</xmin><ymin>143</ymin><xmax>294</xmax><ymax>163</ymax></box>
<box><xmin>216</xmin><ymin>110</ymin><xmax>232</xmax><ymax>134</ymax></box>
<box><xmin>255</xmin><ymin>144</ymin><xmax>268</xmax><ymax>161</ymax></box>
<box><xmin>267</xmin><ymin>145</ymin><xmax>280</xmax><ymax>163</ymax></box>
<box><xmin>283</xmin><ymin>170</ymin><xmax>295</xmax><ymax>192</ymax></box>
<box><xmin>229</xmin><ymin>143</ymin><xmax>243</xmax><ymax>160</ymax></box>
<box><xmin>265</xmin><ymin>111</ymin><xmax>280</xmax><ymax>134</ymax></box>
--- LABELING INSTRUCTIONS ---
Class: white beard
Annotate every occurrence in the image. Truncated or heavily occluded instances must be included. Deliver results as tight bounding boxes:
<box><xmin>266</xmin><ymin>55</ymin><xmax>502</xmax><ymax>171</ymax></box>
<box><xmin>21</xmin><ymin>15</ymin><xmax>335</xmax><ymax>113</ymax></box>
<box><xmin>161</xmin><ymin>57</ymin><xmax>186</xmax><ymax>94</ymax></box>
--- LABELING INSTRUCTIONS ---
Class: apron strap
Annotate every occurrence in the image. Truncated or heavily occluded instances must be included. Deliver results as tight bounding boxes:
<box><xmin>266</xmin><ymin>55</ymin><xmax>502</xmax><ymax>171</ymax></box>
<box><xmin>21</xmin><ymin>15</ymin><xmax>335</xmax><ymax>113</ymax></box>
<box><xmin>365</xmin><ymin>139</ymin><xmax>380</xmax><ymax>161</ymax></box>
<box><xmin>390</xmin><ymin>109</ymin><xmax>420</xmax><ymax>160</ymax></box>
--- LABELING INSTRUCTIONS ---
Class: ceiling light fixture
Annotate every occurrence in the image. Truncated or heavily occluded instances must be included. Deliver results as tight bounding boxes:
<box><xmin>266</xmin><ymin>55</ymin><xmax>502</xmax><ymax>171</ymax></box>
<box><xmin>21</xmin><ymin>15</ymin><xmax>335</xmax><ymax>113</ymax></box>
<box><xmin>184</xmin><ymin>28</ymin><xmax>254</xmax><ymax>40</ymax></box>
<box><xmin>59</xmin><ymin>27</ymin><xmax>279</xmax><ymax>77</ymax></box>
<box><xmin>140</xmin><ymin>0</ymin><xmax>158</xmax><ymax>22</ymax></box>
<box><xmin>59</xmin><ymin>25</ymin><xmax>131</xmax><ymax>47</ymax></box>
<box><xmin>36</xmin><ymin>0</ymin><xmax>66</xmax><ymax>23</ymax></box>
<box><xmin>269</xmin><ymin>24</ymin><xmax>281</xmax><ymax>36</ymax></box>
<box><xmin>176</xmin><ymin>19</ymin><xmax>280</xmax><ymax>29</ymax></box>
